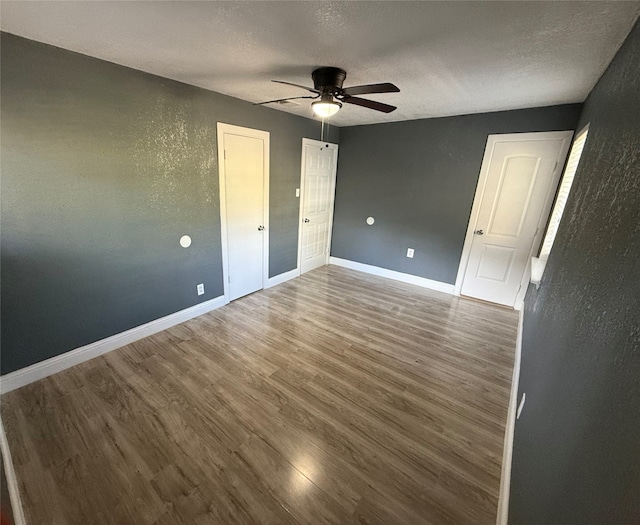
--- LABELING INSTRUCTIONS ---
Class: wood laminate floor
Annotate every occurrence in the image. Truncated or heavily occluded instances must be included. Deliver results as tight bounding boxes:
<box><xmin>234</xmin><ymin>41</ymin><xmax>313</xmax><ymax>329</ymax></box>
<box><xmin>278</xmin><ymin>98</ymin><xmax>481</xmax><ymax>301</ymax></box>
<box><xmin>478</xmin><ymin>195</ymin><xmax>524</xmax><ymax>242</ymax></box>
<box><xmin>1</xmin><ymin>266</ymin><xmax>518</xmax><ymax>525</ymax></box>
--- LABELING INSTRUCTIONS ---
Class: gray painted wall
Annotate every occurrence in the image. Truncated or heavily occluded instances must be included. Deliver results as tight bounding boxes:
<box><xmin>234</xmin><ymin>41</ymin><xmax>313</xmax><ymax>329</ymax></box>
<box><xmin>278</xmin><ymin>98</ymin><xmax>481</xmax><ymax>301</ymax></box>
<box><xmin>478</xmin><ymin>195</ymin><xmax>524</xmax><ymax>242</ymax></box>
<box><xmin>331</xmin><ymin>106</ymin><xmax>582</xmax><ymax>284</ymax></box>
<box><xmin>509</xmin><ymin>21</ymin><xmax>640</xmax><ymax>525</ymax></box>
<box><xmin>1</xmin><ymin>33</ymin><xmax>337</xmax><ymax>375</ymax></box>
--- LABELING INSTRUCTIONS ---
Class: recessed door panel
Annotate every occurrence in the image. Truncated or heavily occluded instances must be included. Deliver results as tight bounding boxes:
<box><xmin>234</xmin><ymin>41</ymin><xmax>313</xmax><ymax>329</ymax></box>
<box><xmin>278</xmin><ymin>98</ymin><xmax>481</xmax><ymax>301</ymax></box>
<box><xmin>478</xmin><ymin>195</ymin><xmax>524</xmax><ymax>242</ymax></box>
<box><xmin>489</xmin><ymin>156</ymin><xmax>540</xmax><ymax>238</ymax></box>
<box><xmin>476</xmin><ymin>245</ymin><xmax>515</xmax><ymax>282</ymax></box>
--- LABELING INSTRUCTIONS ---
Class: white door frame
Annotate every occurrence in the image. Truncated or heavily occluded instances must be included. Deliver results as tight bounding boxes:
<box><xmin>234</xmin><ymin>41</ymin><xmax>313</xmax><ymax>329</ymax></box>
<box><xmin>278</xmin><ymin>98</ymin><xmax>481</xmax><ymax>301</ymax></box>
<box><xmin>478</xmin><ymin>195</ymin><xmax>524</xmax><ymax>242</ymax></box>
<box><xmin>454</xmin><ymin>131</ymin><xmax>573</xmax><ymax>309</ymax></box>
<box><xmin>297</xmin><ymin>138</ymin><xmax>339</xmax><ymax>273</ymax></box>
<box><xmin>217</xmin><ymin>122</ymin><xmax>270</xmax><ymax>304</ymax></box>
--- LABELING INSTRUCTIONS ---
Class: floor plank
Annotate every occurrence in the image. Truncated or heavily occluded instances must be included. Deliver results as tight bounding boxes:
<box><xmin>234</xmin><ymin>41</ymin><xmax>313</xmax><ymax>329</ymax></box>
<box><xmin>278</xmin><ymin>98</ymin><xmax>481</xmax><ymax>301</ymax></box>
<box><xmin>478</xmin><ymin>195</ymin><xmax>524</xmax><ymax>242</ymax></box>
<box><xmin>1</xmin><ymin>265</ymin><xmax>517</xmax><ymax>524</ymax></box>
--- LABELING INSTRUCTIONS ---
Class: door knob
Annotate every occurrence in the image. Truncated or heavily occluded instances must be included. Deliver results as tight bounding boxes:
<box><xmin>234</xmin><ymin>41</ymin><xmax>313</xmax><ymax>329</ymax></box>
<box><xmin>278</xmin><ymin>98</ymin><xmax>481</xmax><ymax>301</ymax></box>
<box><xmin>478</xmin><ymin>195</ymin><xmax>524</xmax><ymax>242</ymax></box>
<box><xmin>474</xmin><ymin>229</ymin><xmax>484</xmax><ymax>235</ymax></box>
<box><xmin>304</xmin><ymin>218</ymin><xmax>310</xmax><ymax>223</ymax></box>
<box><xmin>258</xmin><ymin>225</ymin><xmax>264</xmax><ymax>231</ymax></box>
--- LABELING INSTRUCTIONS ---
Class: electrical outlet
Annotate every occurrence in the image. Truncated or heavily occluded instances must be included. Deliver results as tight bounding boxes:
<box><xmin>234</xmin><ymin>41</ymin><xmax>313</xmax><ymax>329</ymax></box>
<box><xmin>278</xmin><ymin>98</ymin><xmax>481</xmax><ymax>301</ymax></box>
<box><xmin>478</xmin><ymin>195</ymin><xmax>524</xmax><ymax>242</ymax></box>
<box><xmin>197</xmin><ymin>283</ymin><xmax>205</xmax><ymax>296</ymax></box>
<box><xmin>296</xmin><ymin>188</ymin><xmax>300</xmax><ymax>198</ymax></box>
<box><xmin>406</xmin><ymin>248</ymin><xmax>414</xmax><ymax>258</ymax></box>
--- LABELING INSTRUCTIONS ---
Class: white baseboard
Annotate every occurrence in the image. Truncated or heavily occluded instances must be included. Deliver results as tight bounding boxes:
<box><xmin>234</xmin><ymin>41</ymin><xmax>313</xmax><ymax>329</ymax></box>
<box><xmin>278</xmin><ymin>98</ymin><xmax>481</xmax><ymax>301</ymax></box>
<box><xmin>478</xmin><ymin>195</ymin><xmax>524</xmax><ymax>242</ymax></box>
<box><xmin>497</xmin><ymin>308</ymin><xmax>524</xmax><ymax>525</ymax></box>
<box><xmin>0</xmin><ymin>416</ymin><xmax>27</xmax><ymax>525</ymax></box>
<box><xmin>0</xmin><ymin>296</ymin><xmax>225</xmax><ymax>394</ymax></box>
<box><xmin>265</xmin><ymin>268</ymin><xmax>300</xmax><ymax>289</ymax></box>
<box><xmin>329</xmin><ymin>257</ymin><xmax>455</xmax><ymax>295</ymax></box>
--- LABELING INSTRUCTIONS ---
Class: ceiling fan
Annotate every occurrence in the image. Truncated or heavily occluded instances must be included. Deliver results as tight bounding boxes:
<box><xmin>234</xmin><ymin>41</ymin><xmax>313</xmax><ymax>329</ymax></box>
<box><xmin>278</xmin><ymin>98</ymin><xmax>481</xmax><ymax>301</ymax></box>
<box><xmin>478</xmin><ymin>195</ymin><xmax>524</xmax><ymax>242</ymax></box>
<box><xmin>254</xmin><ymin>67</ymin><xmax>400</xmax><ymax>117</ymax></box>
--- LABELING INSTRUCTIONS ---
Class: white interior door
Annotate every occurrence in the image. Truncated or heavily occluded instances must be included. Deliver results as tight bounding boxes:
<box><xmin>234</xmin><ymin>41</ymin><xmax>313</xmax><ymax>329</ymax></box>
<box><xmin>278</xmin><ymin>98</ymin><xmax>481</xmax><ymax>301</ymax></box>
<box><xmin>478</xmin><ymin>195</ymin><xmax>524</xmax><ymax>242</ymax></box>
<box><xmin>217</xmin><ymin>123</ymin><xmax>269</xmax><ymax>302</ymax></box>
<box><xmin>298</xmin><ymin>139</ymin><xmax>338</xmax><ymax>274</ymax></box>
<box><xmin>457</xmin><ymin>131</ymin><xmax>572</xmax><ymax>307</ymax></box>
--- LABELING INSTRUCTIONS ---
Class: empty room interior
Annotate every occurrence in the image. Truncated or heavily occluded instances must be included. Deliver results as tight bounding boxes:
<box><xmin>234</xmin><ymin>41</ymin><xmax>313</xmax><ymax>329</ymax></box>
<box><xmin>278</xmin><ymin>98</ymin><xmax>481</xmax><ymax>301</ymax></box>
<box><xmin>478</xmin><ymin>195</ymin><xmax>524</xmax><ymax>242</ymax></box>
<box><xmin>1</xmin><ymin>2</ymin><xmax>639</xmax><ymax>524</ymax></box>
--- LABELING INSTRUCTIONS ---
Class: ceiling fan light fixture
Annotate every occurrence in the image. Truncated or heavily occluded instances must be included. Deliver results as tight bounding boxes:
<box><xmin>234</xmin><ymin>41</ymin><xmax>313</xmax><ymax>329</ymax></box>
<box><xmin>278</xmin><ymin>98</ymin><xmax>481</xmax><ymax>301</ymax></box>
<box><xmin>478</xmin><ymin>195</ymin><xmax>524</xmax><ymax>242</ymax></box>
<box><xmin>312</xmin><ymin>97</ymin><xmax>342</xmax><ymax>118</ymax></box>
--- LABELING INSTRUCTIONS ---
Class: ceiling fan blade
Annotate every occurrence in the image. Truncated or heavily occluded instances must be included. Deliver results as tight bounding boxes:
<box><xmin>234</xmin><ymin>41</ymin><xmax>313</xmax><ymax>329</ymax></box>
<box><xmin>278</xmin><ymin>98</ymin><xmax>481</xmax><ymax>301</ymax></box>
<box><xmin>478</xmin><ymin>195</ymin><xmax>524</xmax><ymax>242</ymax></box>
<box><xmin>343</xmin><ymin>82</ymin><xmax>400</xmax><ymax>96</ymax></box>
<box><xmin>253</xmin><ymin>95</ymin><xmax>318</xmax><ymax>106</ymax></box>
<box><xmin>272</xmin><ymin>80</ymin><xmax>319</xmax><ymax>94</ymax></box>
<box><xmin>343</xmin><ymin>96</ymin><xmax>397</xmax><ymax>113</ymax></box>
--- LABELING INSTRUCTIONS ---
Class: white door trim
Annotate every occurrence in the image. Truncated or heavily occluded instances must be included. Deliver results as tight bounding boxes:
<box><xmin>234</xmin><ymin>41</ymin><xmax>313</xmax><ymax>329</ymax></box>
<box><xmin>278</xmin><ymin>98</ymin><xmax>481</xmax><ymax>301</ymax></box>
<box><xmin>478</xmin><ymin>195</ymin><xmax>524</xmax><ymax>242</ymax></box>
<box><xmin>454</xmin><ymin>131</ymin><xmax>573</xmax><ymax>308</ymax></box>
<box><xmin>217</xmin><ymin>122</ymin><xmax>270</xmax><ymax>304</ymax></box>
<box><xmin>297</xmin><ymin>138</ymin><xmax>339</xmax><ymax>273</ymax></box>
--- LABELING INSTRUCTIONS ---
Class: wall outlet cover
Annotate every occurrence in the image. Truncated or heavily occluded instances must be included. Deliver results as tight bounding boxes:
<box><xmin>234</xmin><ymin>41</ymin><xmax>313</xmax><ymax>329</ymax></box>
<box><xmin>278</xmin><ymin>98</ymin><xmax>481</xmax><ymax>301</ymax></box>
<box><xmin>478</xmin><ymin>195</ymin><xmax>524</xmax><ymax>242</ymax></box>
<box><xmin>407</xmin><ymin>248</ymin><xmax>414</xmax><ymax>258</ymax></box>
<box><xmin>197</xmin><ymin>283</ymin><xmax>205</xmax><ymax>296</ymax></box>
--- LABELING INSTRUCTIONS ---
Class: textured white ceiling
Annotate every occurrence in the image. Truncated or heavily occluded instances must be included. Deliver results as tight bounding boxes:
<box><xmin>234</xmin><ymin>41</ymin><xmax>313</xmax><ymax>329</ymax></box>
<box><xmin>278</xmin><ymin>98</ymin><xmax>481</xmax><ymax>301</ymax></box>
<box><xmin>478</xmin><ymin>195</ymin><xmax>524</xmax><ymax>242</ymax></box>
<box><xmin>2</xmin><ymin>1</ymin><xmax>639</xmax><ymax>127</ymax></box>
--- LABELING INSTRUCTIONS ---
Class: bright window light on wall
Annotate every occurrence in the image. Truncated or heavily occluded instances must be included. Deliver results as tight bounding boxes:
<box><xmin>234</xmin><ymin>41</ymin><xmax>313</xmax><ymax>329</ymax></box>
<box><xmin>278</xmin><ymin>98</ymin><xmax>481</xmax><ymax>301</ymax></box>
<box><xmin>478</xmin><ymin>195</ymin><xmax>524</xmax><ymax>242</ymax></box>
<box><xmin>531</xmin><ymin>125</ymin><xmax>589</xmax><ymax>286</ymax></box>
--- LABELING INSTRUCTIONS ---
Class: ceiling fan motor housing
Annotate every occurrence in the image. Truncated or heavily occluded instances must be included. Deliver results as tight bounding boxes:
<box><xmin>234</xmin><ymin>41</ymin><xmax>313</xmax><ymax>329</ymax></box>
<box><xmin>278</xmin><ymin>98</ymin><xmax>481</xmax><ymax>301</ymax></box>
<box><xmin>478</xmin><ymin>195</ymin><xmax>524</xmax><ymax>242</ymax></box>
<box><xmin>312</xmin><ymin>67</ymin><xmax>347</xmax><ymax>96</ymax></box>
